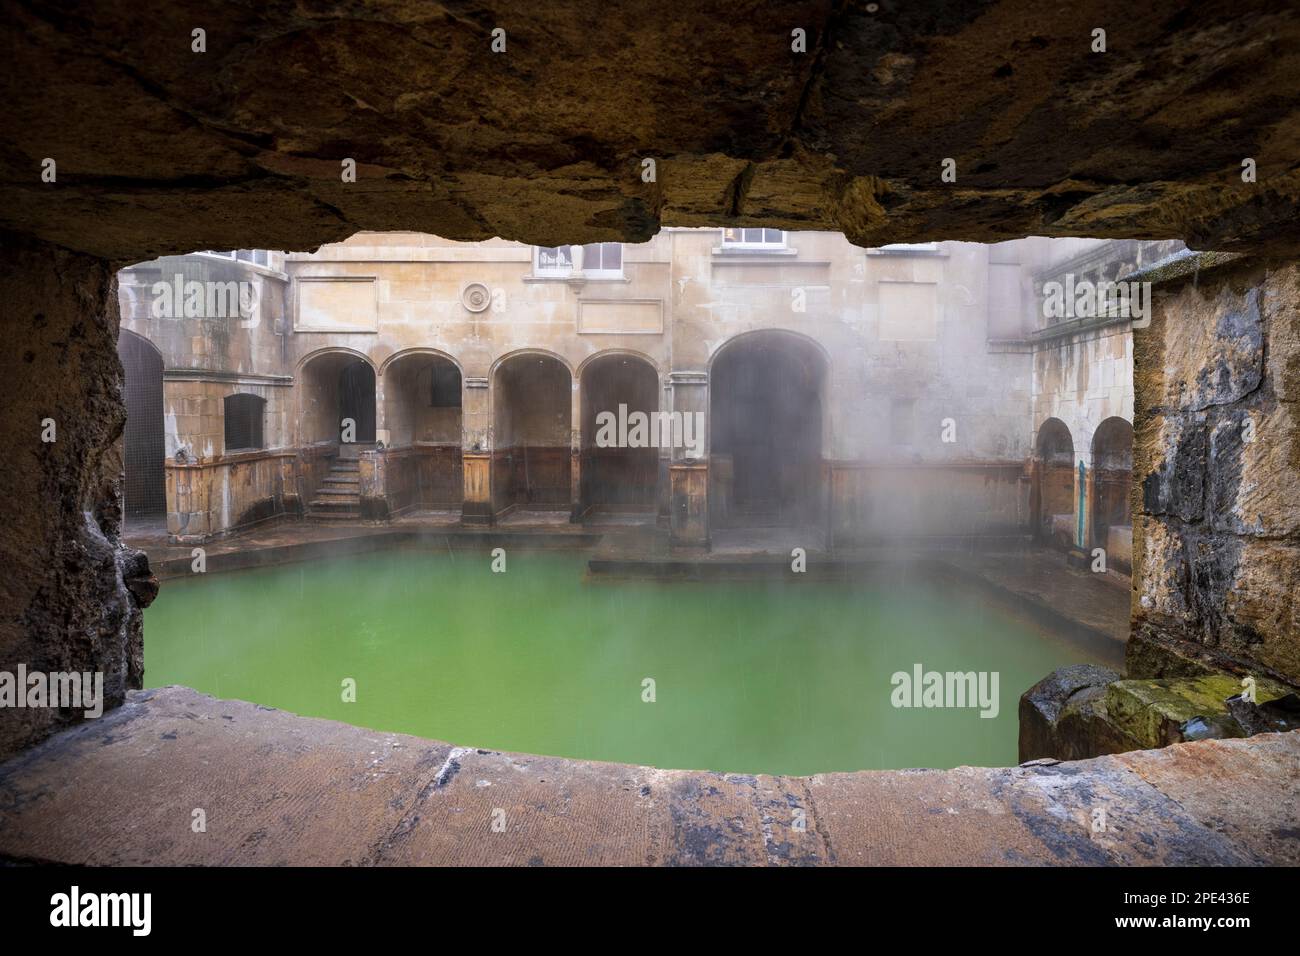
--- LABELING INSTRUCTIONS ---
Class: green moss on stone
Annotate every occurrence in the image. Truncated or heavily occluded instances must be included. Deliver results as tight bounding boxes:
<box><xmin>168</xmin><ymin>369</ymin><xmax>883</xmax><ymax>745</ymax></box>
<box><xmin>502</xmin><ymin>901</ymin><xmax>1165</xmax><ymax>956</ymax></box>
<box><xmin>1105</xmin><ymin>674</ymin><xmax>1291</xmax><ymax>748</ymax></box>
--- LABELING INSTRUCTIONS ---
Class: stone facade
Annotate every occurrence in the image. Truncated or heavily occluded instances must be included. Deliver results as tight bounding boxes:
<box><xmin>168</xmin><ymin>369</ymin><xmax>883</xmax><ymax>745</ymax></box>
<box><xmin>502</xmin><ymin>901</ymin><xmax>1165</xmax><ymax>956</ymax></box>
<box><xmin>1027</xmin><ymin>239</ymin><xmax>1184</xmax><ymax>566</ymax></box>
<box><xmin>118</xmin><ymin>231</ymin><xmax>1156</xmax><ymax>552</ymax></box>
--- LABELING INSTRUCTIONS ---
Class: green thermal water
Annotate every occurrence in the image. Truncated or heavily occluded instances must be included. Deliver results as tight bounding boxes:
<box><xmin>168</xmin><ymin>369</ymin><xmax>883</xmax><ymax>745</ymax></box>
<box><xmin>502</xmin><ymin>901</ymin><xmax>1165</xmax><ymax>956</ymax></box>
<box><xmin>144</xmin><ymin>550</ymin><xmax>1103</xmax><ymax>776</ymax></box>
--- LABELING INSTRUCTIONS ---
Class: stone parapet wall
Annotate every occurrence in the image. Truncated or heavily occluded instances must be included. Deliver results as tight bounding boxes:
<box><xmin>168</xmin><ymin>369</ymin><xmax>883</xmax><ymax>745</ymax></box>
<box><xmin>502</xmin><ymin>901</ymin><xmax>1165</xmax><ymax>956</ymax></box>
<box><xmin>829</xmin><ymin>460</ymin><xmax>1028</xmax><ymax>545</ymax></box>
<box><xmin>166</xmin><ymin>449</ymin><xmax>303</xmax><ymax>542</ymax></box>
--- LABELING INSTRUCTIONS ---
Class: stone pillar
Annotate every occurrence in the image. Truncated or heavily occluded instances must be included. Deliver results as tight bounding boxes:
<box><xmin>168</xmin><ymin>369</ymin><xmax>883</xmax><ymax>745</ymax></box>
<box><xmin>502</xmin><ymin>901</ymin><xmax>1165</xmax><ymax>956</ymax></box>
<box><xmin>666</xmin><ymin>370</ymin><xmax>709</xmax><ymax>548</ymax></box>
<box><xmin>1062</xmin><ymin>454</ymin><xmax>1090</xmax><ymax>569</ymax></box>
<box><xmin>1026</xmin><ymin>455</ymin><xmax>1039</xmax><ymax>538</ymax></box>
<box><xmin>570</xmin><ymin>372</ymin><xmax>582</xmax><ymax>521</ymax></box>
<box><xmin>656</xmin><ymin>379</ymin><xmax>672</xmax><ymax>526</ymax></box>
<box><xmin>1075</xmin><ymin>456</ymin><xmax>1088</xmax><ymax>550</ymax></box>
<box><xmin>374</xmin><ymin>371</ymin><xmax>389</xmax><ymax>449</ymax></box>
<box><xmin>168</xmin><ymin>459</ymin><xmax>211</xmax><ymax>542</ymax></box>
<box><xmin>363</xmin><ymin>368</ymin><xmax>390</xmax><ymax>520</ymax></box>
<box><xmin>461</xmin><ymin>376</ymin><xmax>492</xmax><ymax>524</ymax></box>
<box><xmin>358</xmin><ymin>448</ymin><xmax>387</xmax><ymax>520</ymax></box>
<box><xmin>1082</xmin><ymin>452</ymin><xmax>1097</xmax><ymax>551</ymax></box>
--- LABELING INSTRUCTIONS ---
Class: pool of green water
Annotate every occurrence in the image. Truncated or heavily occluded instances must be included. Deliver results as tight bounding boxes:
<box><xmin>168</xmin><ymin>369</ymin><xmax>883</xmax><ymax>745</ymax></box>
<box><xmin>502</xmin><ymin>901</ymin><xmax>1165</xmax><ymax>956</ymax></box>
<box><xmin>144</xmin><ymin>550</ymin><xmax>1105</xmax><ymax>776</ymax></box>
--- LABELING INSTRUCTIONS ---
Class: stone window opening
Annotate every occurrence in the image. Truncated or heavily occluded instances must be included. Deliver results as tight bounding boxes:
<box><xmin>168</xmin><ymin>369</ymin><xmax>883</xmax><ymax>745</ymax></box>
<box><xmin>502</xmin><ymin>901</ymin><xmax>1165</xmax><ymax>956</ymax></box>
<box><xmin>429</xmin><ymin>363</ymin><xmax>463</xmax><ymax>408</ymax></box>
<box><xmin>203</xmin><ymin>249</ymin><xmax>275</xmax><ymax>267</ymax></box>
<box><xmin>720</xmin><ymin>227</ymin><xmax>785</xmax><ymax>249</ymax></box>
<box><xmin>223</xmin><ymin>393</ymin><xmax>266</xmax><ymax>452</ymax></box>
<box><xmin>874</xmin><ymin>242</ymin><xmax>941</xmax><ymax>254</ymax></box>
<box><xmin>534</xmin><ymin>242</ymin><xmax>623</xmax><ymax>277</ymax></box>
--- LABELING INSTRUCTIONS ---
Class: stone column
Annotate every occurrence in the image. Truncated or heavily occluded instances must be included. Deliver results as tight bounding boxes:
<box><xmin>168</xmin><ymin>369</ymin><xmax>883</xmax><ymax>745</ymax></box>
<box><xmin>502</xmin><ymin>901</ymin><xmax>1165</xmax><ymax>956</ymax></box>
<box><xmin>1075</xmin><ymin>455</ymin><xmax>1089</xmax><ymax>550</ymax></box>
<box><xmin>666</xmin><ymin>370</ymin><xmax>709</xmax><ymax>548</ymax></box>
<box><xmin>460</xmin><ymin>376</ymin><xmax>492</xmax><ymax>524</ymax></box>
<box><xmin>656</xmin><ymin>378</ymin><xmax>671</xmax><ymax>526</ymax></box>
<box><xmin>366</xmin><ymin>370</ymin><xmax>389</xmax><ymax>514</ymax></box>
<box><xmin>169</xmin><ymin>459</ymin><xmax>211</xmax><ymax>542</ymax></box>
<box><xmin>1081</xmin><ymin>450</ymin><xmax>1097</xmax><ymax>552</ymax></box>
<box><xmin>374</xmin><ymin>371</ymin><xmax>389</xmax><ymax>448</ymax></box>
<box><xmin>358</xmin><ymin>448</ymin><xmax>387</xmax><ymax>520</ymax></box>
<box><xmin>569</xmin><ymin>376</ymin><xmax>583</xmax><ymax>521</ymax></box>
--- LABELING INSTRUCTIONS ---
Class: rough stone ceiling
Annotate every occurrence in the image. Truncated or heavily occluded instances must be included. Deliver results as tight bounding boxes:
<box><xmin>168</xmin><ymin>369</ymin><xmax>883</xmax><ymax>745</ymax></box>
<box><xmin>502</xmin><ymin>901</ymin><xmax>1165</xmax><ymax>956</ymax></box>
<box><xmin>3</xmin><ymin>0</ymin><xmax>1300</xmax><ymax>263</ymax></box>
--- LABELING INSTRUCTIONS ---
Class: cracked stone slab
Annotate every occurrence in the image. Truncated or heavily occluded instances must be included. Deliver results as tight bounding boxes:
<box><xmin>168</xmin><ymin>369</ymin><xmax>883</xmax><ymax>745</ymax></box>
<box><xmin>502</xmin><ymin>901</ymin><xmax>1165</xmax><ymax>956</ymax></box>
<box><xmin>0</xmin><ymin>686</ymin><xmax>455</xmax><ymax>866</ymax></box>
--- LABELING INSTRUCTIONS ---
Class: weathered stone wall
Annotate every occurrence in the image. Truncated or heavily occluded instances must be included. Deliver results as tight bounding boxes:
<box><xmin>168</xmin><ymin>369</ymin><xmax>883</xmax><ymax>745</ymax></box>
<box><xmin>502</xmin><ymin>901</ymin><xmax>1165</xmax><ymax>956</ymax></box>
<box><xmin>0</xmin><ymin>237</ymin><xmax>154</xmax><ymax>762</ymax></box>
<box><xmin>1132</xmin><ymin>256</ymin><xmax>1300</xmax><ymax>686</ymax></box>
<box><xmin>118</xmin><ymin>256</ymin><xmax>296</xmax><ymax>538</ymax></box>
<box><xmin>6</xmin><ymin>2</ymin><xmax>1300</xmax><ymax>260</ymax></box>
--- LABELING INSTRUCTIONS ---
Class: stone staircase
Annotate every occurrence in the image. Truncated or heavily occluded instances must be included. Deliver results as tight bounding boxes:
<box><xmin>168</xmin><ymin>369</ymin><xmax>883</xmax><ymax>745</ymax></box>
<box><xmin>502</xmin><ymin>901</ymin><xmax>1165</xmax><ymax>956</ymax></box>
<box><xmin>309</xmin><ymin>454</ymin><xmax>362</xmax><ymax>520</ymax></box>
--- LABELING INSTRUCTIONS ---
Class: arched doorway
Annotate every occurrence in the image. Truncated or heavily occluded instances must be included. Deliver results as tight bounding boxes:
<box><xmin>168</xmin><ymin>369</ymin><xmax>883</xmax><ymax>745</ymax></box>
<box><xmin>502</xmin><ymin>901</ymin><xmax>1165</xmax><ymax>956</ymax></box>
<box><xmin>710</xmin><ymin>331</ymin><xmax>826</xmax><ymax>528</ymax></box>
<box><xmin>298</xmin><ymin>351</ymin><xmax>377</xmax><ymax>447</ymax></box>
<box><xmin>381</xmin><ymin>351</ymin><xmax>464</xmax><ymax>511</ymax></box>
<box><xmin>1090</xmin><ymin>416</ymin><xmax>1134</xmax><ymax>568</ymax></box>
<box><xmin>117</xmin><ymin>330</ymin><xmax>167</xmax><ymax>528</ymax></box>
<box><xmin>298</xmin><ymin>351</ymin><xmax>378</xmax><ymax>519</ymax></box>
<box><xmin>1032</xmin><ymin>418</ymin><xmax>1075</xmax><ymax>547</ymax></box>
<box><xmin>492</xmin><ymin>353</ymin><xmax>572</xmax><ymax>517</ymax></box>
<box><xmin>339</xmin><ymin>362</ymin><xmax>376</xmax><ymax>444</ymax></box>
<box><xmin>579</xmin><ymin>353</ymin><xmax>659</xmax><ymax>518</ymax></box>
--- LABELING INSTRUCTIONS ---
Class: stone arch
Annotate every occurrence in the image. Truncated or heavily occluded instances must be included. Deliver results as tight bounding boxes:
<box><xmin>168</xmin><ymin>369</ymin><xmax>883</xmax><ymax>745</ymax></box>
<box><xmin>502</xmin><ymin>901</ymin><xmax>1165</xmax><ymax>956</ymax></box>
<box><xmin>708</xmin><ymin>327</ymin><xmax>832</xmax><ymax>372</ymax></box>
<box><xmin>378</xmin><ymin>347</ymin><xmax>463</xmax><ymax>377</ymax></box>
<box><xmin>708</xmin><ymin>329</ymin><xmax>829</xmax><ymax>529</ymax></box>
<box><xmin>1032</xmin><ymin>417</ymin><xmax>1076</xmax><ymax>547</ymax></box>
<box><xmin>575</xmin><ymin>347</ymin><xmax>661</xmax><ymax>381</ymax></box>
<box><xmin>491</xmin><ymin>350</ymin><xmax>574</xmax><ymax>516</ymax></box>
<box><xmin>379</xmin><ymin>348</ymin><xmax>465</xmax><ymax>511</ymax></box>
<box><xmin>488</xmin><ymin>347</ymin><xmax>574</xmax><ymax>381</ymax></box>
<box><xmin>294</xmin><ymin>346</ymin><xmax>376</xmax><ymax>375</ymax></box>
<box><xmin>578</xmin><ymin>351</ymin><xmax>661</xmax><ymax>518</ymax></box>
<box><xmin>1090</xmin><ymin>416</ymin><xmax>1134</xmax><ymax>568</ymax></box>
<box><xmin>297</xmin><ymin>348</ymin><xmax>378</xmax><ymax>445</ymax></box>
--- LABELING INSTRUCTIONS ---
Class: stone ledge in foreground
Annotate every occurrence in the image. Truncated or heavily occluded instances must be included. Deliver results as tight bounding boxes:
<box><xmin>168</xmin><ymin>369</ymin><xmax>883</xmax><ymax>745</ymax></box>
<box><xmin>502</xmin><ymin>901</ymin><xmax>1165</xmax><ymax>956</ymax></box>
<box><xmin>0</xmin><ymin>686</ymin><xmax>1296</xmax><ymax>866</ymax></box>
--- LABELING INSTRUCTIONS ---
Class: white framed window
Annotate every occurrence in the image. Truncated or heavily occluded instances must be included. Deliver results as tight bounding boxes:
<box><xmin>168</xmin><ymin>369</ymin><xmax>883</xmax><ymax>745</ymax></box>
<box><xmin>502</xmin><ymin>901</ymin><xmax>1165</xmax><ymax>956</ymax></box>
<box><xmin>535</xmin><ymin>245</ymin><xmax>573</xmax><ymax>274</ymax></box>
<box><xmin>721</xmin><ymin>227</ymin><xmax>785</xmax><ymax>248</ymax></box>
<box><xmin>582</xmin><ymin>242</ymin><xmax>622</xmax><ymax>275</ymax></box>
<box><xmin>237</xmin><ymin>249</ymin><xmax>271</xmax><ymax>267</ymax></box>
<box><xmin>201</xmin><ymin>250</ymin><xmax>274</xmax><ymax>267</ymax></box>
<box><xmin>534</xmin><ymin>243</ymin><xmax>623</xmax><ymax>278</ymax></box>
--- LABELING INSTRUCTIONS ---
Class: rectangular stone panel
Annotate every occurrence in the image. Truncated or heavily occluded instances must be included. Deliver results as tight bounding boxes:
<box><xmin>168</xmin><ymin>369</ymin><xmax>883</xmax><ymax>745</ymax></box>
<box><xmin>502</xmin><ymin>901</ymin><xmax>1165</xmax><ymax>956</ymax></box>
<box><xmin>295</xmin><ymin>277</ymin><xmax>378</xmax><ymax>331</ymax></box>
<box><xmin>577</xmin><ymin>298</ymin><xmax>663</xmax><ymax>334</ymax></box>
<box><xmin>879</xmin><ymin>281</ymin><xmax>938</xmax><ymax>341</ymax></box>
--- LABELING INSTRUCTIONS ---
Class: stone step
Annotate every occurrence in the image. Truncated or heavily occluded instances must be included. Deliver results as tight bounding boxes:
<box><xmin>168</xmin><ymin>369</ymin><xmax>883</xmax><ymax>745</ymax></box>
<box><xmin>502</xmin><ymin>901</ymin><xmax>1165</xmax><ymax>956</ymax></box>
<box><xmin>315</xmin><ymin>487</ymin><xmax>360</xmax><ymax>498</ymax></box>
<box><xmin>337</xmin><ymin>443</ymin><xmax>376</xmax><ymax>461</ymax></box>
<box><xmin>321</xmin><ymin>475</ymin><xmax>360</xmax><ymax>486</ymax></box>
<box><xmin>310</xmin><ymin>499</ymin><xmax>360</xmax><ymax>512</ymax></box>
